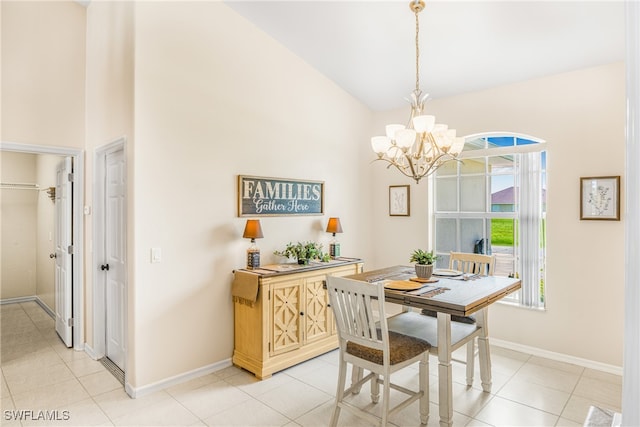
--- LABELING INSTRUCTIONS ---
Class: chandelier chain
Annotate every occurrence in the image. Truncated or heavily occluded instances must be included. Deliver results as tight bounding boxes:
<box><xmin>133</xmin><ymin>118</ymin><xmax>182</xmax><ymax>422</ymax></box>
<box><xmin>415</xmin><ymin>10</ymin><xmax>420</xmax><ymax>92</ymax></box>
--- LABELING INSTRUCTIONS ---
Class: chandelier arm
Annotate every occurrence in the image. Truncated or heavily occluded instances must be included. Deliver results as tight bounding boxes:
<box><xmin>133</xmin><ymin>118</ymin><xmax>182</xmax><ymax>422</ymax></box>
<box><xmin>404</xmin><ymin>152</ymin><xmax>418</xmax><ymax>179</ymax></box>
<box><xmin>415</xmin><ymin>134</ymin><xmax>426</xmax><ymax>158</ymax></box>
<box><xmin>421</xmin><ymin>153</ymin><xmax>457</xmax><ymax>176</ymax></box>
<box><xmin>425</xmin><ymin>132</ymin><xmax>444</xmax><ymax>157</ymax></box>
<box><xmin>372</xmin><ymin>158</ymin><xmax>417</xmax><ymax>180</ymax></box>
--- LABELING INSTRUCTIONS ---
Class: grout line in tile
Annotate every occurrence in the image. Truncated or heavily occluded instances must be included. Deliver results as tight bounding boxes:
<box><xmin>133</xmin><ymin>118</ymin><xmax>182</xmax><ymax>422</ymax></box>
<box><xmin>1</xmin><ymin>301</ymin><xmax>623</xmax><ymax>427</ymax></box>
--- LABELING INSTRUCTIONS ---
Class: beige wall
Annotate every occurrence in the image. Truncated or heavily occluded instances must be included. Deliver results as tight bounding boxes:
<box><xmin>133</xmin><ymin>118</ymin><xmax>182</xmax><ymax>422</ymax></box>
<box><xmin>85</xmin><ymin>0</ymin><xmax>135</xmax><ymax>356</ymax></box>
<box><xmin>0</xmin><ymin>151</ymin><xmax>63</xmax><ymax>309</ymax></box>
<box><xmin>1</xmin><ymin>0</ymin><xmax>85</xmax><ymax>336</ymax></box>
<box><xmin>1</xmin><ymin>153</ymin><xmax>37</xmax><ymax>299</ymax></box>
<box><xmin>2</xmin><ymin>0</ymin><xmax>624</xmax><ymax>392</ymax></box>
<box><xmin>129</xmin><ymin>2</ymin><xmax>373</xmax><ymax>388</ymax></box>
<box><xmin>3</xmin><ymin>0</ymin><xmax>373</xmax><ymax>391</ymax></box>
<box><xmin>371</xmin><ymin>62</ymin><xmax>625</xmax><ymax>367</ymax></box>
<box><xmin>1</xmin><ymin>0</ymin><xmax>86</xmax><ymax>302</ymax></box>
<box><xmin>1</xmin><ymin>1</ymin><xmax>85</xmax><ymax>148</ymax></box>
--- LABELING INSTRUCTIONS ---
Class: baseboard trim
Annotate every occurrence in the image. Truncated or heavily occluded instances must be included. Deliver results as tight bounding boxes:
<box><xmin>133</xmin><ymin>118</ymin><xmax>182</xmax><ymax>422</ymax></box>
<box><xmin>491</xmin><ymin>338</ymin><xmax>623</xmax><ymax>376</ymax></box>
<box><xmin>1</xmin><ymin>296</ymin><xmax>36</xmax><ymax>305</ymax></box>
<box><xmin>84</xmin><ymin>344</ymin><xmax>101</xmax><ymax>360</ymax></box>
<box><xmin>125</xmin><ymin>358</ymin><xmax>233</xmax><ymax>399</ymax></box>
<box><xmin>34</xmin><ymin>296</ymin><xmax>54</xmax><ymax>318</ymax></box>
<box><xmin>117</xmin><ymin>340</ymin><xmax>623</xmax><ymax>399</ymax></box>
<box><xmin>1</xmin><ymin>296</ymin><xmax>55</xmax><ymax>319</ymax></box>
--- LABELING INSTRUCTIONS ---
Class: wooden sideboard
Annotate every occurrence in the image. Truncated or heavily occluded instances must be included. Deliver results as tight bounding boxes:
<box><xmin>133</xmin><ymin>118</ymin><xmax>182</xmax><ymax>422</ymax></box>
<box><xmin>232</xmin><ymin>259</ymin><xmax>363</xmax><ymax>379</ymax></box>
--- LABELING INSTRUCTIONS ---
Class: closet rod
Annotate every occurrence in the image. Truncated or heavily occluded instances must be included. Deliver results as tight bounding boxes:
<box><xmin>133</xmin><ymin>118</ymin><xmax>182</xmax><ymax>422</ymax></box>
<box><xmin>0</xmin><ymin>182</ymin><xmax>40</xmax><ymax>190</ymax></box>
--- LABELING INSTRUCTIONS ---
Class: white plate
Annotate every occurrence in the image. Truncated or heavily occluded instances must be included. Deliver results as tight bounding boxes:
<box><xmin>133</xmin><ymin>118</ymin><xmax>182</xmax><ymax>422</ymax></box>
<box><xmin>433</xmin><ymin>269</ymin><xmax>463</xmax><ymax>277</ymax></box>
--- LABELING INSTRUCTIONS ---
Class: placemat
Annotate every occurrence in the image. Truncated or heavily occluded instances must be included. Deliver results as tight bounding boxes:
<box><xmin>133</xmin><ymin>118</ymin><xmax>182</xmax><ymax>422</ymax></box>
<box><xmin>383</xmin><ymin>280</ymin><xmax>425</xmax><ymax>291</ymax></box>
<box><xmin>409</xmin><ymin>277</ymin><xmax>439</xmax><ymax>283</ymax></box>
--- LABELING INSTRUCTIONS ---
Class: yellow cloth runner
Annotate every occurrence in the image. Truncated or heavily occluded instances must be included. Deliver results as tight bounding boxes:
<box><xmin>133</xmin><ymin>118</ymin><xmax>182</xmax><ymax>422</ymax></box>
<box><xmin>232</xmin><ymin>271</ymin><xmax>260</xmax><ymax>306</ymax></box>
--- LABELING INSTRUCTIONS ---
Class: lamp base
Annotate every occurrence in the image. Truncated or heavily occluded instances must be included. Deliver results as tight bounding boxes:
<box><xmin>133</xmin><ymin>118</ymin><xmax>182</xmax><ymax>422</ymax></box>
<box><xmin>329</xmin><ymin>243</ymin><xmax>340</xmax><ymax>259</ymax></box>
<box><xmin>247</xmin><ymin>248</ymin><xmax>260</xmax><ymax>269</ymax></box>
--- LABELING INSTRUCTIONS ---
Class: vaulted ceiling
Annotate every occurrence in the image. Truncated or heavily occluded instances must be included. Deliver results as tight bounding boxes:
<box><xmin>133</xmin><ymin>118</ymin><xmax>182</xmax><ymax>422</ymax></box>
<box><xmin>226</xmin><ymin>1</ymin><xmax>625</xmax><ymax>111</ymax></box>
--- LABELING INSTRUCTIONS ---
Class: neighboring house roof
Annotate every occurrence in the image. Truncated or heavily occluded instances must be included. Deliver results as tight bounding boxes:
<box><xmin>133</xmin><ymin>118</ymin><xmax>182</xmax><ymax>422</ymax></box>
<box><xmin>492</xmin><ymin>187</ymin><xmax>514</xmax><ymax>205</ymax></box>
<box><xmin>491</xmin><ymin>186</ymin><xmax>546</xmax><ymax>204</ymax></box>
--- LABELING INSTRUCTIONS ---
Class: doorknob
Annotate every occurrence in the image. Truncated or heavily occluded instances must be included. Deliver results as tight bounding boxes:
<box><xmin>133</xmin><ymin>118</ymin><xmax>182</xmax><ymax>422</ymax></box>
<box><xmin>49</xmin><ymin>253</ymin><xmax>56</xmax><ymax>259</ymax></box>
<box><xmin>100</xmin><ymin>264</ymin><xmax>110</xmax><ymax>271</ymax></box>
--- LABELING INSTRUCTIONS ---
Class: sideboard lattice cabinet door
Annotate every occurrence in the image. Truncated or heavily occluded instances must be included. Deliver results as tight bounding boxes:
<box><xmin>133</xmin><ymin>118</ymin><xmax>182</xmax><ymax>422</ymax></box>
<box><xmin>232</xmin><ymin>260</ymin><xmax>363</xmax><ymax>379</ymax></box>
<box><xmin>303</xmin><ymin>274</ymin><xmax>331</xmax><ymax>344</ymax></box>
<box><xmin>270</xmin><ymin>281</ymin><xmax>302</xmax><ymax>356</ymax></box>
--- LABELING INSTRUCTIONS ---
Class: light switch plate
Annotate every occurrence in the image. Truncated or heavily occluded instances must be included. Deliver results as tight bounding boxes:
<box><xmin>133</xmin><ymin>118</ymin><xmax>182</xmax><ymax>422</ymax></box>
<box><xmin>151</xmin><ymin>247</ymin><xmax>162</xmax><ymax>263</ymax></box>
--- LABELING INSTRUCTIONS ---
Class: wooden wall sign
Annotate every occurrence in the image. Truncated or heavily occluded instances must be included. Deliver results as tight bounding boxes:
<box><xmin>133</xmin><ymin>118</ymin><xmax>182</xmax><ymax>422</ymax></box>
<box><xmin>238</xmin><ymin>175</ymin><xmax>324</xmax><ymax>217</ymax></box>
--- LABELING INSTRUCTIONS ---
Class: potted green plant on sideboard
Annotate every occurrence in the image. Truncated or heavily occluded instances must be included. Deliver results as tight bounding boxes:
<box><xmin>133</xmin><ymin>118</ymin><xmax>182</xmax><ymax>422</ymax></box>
<box><xmin>274</xmin><ymin>241</ymin><xmax>330</xmax><ymax>264</ymax></box>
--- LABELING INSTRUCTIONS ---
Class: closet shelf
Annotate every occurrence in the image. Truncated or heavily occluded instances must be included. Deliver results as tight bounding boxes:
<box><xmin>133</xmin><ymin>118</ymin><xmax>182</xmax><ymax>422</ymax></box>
<box><xmin>0</xmin><ymin>182</ymin><xmax>40</xmax><ymax>190</ymax></box>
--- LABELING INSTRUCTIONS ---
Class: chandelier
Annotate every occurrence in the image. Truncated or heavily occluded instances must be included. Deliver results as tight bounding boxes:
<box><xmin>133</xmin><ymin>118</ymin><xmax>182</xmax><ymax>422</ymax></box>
<box><xmin>371</xmin><ymin>0</ymin><xmax>464</xmax><ymax>184</ymax></box>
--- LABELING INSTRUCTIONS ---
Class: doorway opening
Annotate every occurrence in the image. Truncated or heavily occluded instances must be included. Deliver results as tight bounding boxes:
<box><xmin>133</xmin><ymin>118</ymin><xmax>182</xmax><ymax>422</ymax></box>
<box><xmin>0</xmin><ymin>142</ymin><xmax>85</xmax><ymax>349</ymax></box>
<box><xmin>93</xmin><ymin>137</ymin><xmax>128</xmax><ymax>382</ymax></box>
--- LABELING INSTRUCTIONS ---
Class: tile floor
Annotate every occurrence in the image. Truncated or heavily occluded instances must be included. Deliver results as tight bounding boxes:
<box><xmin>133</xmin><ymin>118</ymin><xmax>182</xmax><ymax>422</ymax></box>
<box><xmin>1</xmin><ymin>301</ymin><xmax>621</xmax><ymax>426</ymax></box>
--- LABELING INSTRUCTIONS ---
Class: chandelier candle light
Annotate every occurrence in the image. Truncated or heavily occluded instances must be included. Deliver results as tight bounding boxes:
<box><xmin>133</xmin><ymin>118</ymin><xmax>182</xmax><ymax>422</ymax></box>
<box><xmin>371</xmin><ymin>0</ymin><xmax>465</xmax><ymax>183</ymax></box>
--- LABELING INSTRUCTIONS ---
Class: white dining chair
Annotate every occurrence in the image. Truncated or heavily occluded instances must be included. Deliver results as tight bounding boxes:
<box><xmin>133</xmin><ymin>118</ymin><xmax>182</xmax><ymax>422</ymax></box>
<box><xmin>449</xmin><ymin>251</ymin><xmax>495</xmax><ymax>276</ymax></box>
<box><xmin>326</xmin><ymin>276</ymin><xmax>431</xmax><ymax>426</ymax></box>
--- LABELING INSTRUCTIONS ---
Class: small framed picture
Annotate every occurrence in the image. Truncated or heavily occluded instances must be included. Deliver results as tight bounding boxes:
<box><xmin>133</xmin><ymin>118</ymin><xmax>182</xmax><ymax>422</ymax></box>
<box><xmin>580</xmin><ymin>176</ymin><xmax>620</xmax><ymax>220</ymax></box>
<box><xmin>389</xmin><ymin>185</ymin><xmax>410</xmax><ymax>216</ymax></box>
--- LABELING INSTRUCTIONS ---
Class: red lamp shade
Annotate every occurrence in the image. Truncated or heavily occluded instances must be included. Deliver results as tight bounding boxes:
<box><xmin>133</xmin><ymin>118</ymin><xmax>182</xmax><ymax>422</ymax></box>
<box><xmin>242</xmin><ymin>219</ymin><xmax>264</xmax><ymax>240</ymax></box>
<box><xmin>326</xmin><ymin>217</ymin><xmax>343</xmax><ymax>235</ymax></box>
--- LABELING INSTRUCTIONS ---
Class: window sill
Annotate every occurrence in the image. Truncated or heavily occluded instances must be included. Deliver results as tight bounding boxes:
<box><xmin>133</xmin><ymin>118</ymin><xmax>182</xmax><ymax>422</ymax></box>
<box><xmin>496</xmin><ymin>298</ymin><xmax>546</xmax><ymax>312</ymax></box>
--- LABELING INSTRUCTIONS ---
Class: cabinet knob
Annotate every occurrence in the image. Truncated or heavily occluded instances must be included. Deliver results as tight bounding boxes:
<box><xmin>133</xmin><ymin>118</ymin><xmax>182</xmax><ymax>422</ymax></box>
<box><xmin>300</xmin><ymin>312</ymin><xmax>304</xmax><ymax>316</ymax></box>
<box><xmin>100</xmin><ymin>264</ymin><xmax>110</xmax><ymax>271</ymax></box>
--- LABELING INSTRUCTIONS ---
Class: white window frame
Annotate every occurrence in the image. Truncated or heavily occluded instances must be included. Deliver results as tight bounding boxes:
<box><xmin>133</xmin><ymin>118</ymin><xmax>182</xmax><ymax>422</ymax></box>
<box><xmin>433</xmin><ymin>133</ymin><xmax>547</xmax><ymax>309</ymax></box>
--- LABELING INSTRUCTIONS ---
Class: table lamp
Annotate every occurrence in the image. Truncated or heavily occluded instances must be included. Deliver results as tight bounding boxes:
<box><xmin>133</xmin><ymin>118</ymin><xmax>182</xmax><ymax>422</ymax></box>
<box><xmin>325</xmin><ymin>217</ymin><xmax>343</xmax><ymax>259</ymax></box>
<box><xmin>242</xmin><ymin>219</ymin><xmax>264</xmax><ymax>269</ymax></box>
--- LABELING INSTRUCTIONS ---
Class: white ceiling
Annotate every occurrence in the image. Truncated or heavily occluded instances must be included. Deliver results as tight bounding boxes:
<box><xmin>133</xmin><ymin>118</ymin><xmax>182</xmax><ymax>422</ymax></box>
<box><xmin>225</xmin><ymin>0</ymin><xmax>625</xmax><ymax>111</ymax></box>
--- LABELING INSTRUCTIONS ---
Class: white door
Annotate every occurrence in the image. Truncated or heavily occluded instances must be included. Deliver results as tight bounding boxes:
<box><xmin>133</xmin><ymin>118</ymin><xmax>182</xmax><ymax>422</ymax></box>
<box><xmin>55</xmin><ymin>157</ymin><xmax>73</xmax><ymax>347</ymax></box>
<box><xmin>104</xmin><ymin>148</ymin><xmax>126</xmax><ymax>370</ymax></box>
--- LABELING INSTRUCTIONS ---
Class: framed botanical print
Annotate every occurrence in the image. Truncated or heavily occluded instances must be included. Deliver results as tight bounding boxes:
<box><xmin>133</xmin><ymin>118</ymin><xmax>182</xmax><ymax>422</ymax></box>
<box><xmin>389</xmin><ymin>185</ymin><xmax>410</xmax><ymax>216</ymax></box>
<box><xmin>580</xmin><ymin>176</ymin><xmax>620</xmax><ymax>220</ymax></box>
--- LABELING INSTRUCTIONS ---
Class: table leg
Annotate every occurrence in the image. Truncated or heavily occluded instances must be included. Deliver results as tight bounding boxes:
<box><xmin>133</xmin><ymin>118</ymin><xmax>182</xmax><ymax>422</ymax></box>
<box><xmin>476</xmin><ymin>307</ymin><xmax>492</xmax><ymax>392</ymax></box>
<box><xmin>437</xmin><ymin>312</ymin><xmax>453</xmax><ymax>427</ymax></box>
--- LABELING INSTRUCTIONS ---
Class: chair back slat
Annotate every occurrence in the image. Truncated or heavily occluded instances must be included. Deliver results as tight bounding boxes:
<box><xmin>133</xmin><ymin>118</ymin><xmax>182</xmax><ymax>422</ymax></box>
<box><xmin>328</xmin><ymin>275</ymin><xmax>431</xmax><ymax>426</ymax></box>
<box><xmin>449</xmin><ymin>251</ymin><xmax>495</xmax><ymax>276</ymax></box>
<box><xmin>327</xmin><ymin>276</ymin><xmax>387</xmax><ymax>352</ymax></box>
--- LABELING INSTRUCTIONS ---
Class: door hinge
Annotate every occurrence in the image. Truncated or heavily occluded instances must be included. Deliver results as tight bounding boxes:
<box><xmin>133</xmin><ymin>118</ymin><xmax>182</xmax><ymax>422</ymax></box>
<box><xmin>67</xmin><ymin>172</ymin><xmax>74</xmax><ymax>182</ymax></box>
<box><xmin>67</xmin><ymin>245</ymin><xmax>74</xmax><ymax>254</ymax></box>
<box><xmin>67</xmin><ymin>318</ymin><xmax>74</xmax><ymax>327</ymax></box>
<box><xmin>268</xmin><ymin>289</ymin><xmax>271</xmax><ymax>300</ymax></box>
<box><xmin>268</xmin><ymin>342</ymin><xmax>271</xmax><ymax>352</ymax></box>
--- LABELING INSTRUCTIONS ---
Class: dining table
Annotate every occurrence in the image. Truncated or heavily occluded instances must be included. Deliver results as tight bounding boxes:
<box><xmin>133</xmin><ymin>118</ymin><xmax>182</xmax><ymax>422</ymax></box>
<box><xmin>346</xmin><ymin>265</ymin><xmax>522</xmax><ymax>427</ymax></box>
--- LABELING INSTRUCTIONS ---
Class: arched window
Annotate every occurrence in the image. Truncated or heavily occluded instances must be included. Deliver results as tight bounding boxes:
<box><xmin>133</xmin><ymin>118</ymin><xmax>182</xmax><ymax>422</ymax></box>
<box><xmin>433</xmin><ymin>133</ymin><xmax>547</xmax><ymax>308</ymax></box>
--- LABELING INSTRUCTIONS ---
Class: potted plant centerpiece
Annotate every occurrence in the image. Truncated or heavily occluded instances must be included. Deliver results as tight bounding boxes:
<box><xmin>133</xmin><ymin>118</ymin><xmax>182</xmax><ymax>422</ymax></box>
<box><xmin>410</xmin><ymin>249</ymin><xmax>437</xmax><ymax>279</ymax></box>
<box><xmin>274</xmin><ymin>241</ymin><xmax>330</xmax><ymax>265</ymax></box>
